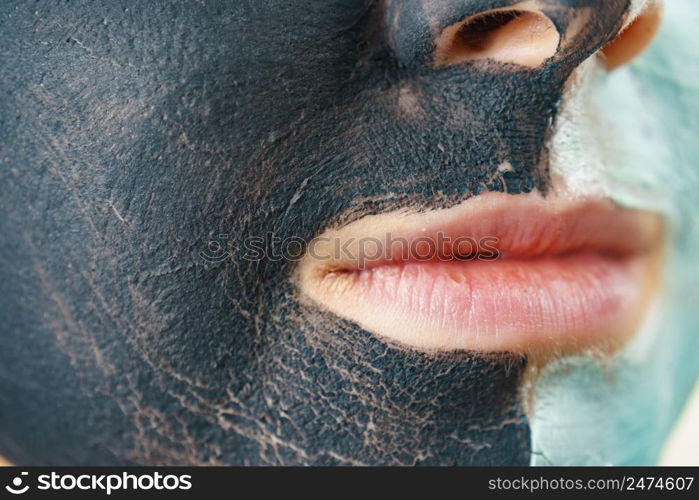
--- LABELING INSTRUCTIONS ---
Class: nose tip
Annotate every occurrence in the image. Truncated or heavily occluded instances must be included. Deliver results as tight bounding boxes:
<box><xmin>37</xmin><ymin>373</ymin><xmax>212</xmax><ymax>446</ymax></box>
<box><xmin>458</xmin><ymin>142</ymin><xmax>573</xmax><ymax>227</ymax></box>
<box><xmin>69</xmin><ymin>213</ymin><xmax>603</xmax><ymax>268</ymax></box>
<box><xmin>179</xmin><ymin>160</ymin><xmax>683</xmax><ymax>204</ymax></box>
<box><xmin>434</xmin><ymin>3</ymin><xmax>560</xmax><ymax>69</ymax></box>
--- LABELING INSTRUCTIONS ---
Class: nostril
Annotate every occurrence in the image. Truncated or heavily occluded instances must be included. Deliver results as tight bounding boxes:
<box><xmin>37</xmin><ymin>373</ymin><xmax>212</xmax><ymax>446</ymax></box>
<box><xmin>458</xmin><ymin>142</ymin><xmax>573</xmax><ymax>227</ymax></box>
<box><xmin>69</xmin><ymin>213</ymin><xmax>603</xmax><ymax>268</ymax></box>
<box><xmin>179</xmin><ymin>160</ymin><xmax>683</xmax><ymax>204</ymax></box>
<box><xmin>434</xmin><ymin>8</ymin><xmax>559</xmax><ymax>69</ymax></box>
<box><xmin>457</xmin><ymin>11</ymin><xmax>525</xmax><ymax>52</ymax></box>
<box><xmin>600</xmin><ymin>3</ymin><xmax>663</xmax><ymax>71</ymax></box>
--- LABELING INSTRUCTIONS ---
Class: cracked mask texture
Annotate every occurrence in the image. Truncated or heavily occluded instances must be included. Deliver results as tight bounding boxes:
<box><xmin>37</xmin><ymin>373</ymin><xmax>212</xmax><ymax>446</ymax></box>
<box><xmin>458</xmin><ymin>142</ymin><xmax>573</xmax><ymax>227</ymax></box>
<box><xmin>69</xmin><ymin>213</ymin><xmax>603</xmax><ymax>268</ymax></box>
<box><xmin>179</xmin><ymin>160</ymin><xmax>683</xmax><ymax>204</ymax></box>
<box><xmin>0</xmin><ymin>0</ymin><xmax>630</xmax><ymax>465</ymax></box>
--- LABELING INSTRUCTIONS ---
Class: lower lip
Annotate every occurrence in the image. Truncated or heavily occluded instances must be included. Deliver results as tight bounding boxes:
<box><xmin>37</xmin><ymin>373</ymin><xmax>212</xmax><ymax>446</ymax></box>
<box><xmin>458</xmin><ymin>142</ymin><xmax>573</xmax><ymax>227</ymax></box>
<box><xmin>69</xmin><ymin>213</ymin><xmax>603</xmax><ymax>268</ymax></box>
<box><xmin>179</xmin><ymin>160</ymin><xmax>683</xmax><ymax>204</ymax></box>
<box><xmin>319</xmin><ymin>251</ymin><xmax>652</xmax><ymax>352</ymax></box>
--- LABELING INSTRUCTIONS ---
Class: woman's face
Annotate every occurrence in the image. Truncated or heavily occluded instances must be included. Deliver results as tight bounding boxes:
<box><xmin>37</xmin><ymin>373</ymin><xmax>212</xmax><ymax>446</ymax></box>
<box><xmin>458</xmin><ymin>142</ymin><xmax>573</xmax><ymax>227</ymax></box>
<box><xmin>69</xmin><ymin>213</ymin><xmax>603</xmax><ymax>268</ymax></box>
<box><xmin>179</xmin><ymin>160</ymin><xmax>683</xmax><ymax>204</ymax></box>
<box><xmin>0</xmin><ymin>0</ymin><xmax>696</xmax><ymax>465</ymax></box>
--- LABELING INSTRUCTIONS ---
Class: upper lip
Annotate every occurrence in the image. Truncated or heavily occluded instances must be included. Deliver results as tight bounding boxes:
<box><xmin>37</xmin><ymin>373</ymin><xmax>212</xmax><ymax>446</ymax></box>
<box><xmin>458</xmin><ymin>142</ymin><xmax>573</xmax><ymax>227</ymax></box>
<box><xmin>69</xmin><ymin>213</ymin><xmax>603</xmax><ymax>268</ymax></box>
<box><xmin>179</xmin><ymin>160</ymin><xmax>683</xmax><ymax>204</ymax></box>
<box><xmin>302</xmin><ymin>192</ymin><xmax>663</xmax><ymax>275</ymax></box>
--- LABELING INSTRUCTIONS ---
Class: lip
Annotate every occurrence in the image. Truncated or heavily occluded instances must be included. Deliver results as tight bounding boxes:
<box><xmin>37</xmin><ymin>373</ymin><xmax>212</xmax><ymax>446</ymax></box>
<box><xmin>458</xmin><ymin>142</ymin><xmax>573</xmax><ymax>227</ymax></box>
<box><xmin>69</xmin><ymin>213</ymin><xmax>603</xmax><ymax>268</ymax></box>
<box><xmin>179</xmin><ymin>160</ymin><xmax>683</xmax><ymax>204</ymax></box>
<box><xmin>296</xmin><ymin>192</ymin><xmax>664</xmax><ymax>354</ymax></box>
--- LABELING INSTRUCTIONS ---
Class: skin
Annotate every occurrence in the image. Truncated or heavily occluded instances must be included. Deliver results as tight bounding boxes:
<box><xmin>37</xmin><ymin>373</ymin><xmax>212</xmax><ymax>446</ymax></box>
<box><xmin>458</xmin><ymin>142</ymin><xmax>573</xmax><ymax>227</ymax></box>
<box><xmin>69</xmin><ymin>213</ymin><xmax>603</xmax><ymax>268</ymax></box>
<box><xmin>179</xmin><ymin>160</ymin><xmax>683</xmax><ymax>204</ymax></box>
<box><xmin>0</xmin><ymin>0</ymin><xmax>658</xmax><ymax>465</ymax></box>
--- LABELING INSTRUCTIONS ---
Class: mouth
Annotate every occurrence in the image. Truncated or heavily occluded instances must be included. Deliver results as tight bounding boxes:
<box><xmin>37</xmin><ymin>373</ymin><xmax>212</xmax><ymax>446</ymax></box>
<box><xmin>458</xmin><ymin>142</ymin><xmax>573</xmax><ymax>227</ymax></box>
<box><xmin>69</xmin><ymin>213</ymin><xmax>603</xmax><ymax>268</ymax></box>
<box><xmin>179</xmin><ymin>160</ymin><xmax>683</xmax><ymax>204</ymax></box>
<box><xmin>296</xmin><ymin>192</ymin><xmax>664</xmax><ymax>354</ymax></box>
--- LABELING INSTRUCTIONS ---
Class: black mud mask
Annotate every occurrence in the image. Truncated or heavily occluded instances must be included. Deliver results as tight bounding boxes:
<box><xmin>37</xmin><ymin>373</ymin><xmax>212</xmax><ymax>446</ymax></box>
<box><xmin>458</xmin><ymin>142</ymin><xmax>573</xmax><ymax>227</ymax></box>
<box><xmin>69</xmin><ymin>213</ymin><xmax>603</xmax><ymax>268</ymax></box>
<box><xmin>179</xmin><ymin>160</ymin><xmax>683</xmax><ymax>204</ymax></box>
<box><xmin>0</xmin><ymin>0</ymin><xmax>632</xmax><ymax>465</ymax></box>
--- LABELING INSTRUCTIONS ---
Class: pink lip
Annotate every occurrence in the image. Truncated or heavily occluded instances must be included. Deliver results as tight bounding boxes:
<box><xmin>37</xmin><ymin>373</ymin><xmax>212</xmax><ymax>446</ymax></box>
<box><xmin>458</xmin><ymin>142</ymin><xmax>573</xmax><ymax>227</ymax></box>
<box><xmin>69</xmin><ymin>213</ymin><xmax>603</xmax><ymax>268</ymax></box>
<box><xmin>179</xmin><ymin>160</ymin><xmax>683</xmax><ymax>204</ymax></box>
<box><xmin>297</xmin><ymin>193</ymin><xmax>664</xmax><ymax>353</ymax></box>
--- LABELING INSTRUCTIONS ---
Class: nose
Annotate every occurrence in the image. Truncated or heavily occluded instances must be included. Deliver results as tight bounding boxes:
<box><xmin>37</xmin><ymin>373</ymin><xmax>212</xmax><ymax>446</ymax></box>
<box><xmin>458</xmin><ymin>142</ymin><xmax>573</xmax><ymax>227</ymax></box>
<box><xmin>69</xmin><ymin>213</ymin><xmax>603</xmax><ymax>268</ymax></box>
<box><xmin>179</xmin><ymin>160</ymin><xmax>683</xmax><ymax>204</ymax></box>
<box><xmin>388</xmin><ymin>0</ymin><xmax>657</xmax><ymax>73</ymax></box>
